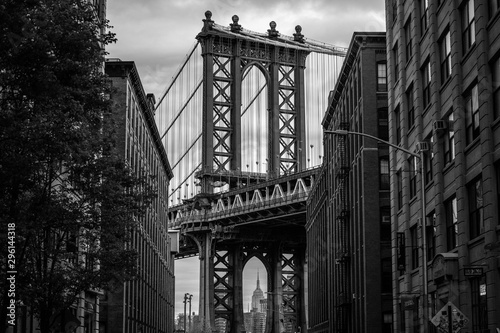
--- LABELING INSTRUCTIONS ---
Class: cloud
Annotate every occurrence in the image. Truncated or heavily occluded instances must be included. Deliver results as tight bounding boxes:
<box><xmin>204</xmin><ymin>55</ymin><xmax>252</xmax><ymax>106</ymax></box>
<box><xmin>107</xmin><ymin>0</ymin><xmax>386</xmax><ymax>97</ymax></box>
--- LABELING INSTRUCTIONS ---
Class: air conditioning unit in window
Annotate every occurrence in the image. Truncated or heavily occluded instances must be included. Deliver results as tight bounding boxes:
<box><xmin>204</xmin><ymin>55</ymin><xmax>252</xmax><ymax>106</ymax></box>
<box><xmin>433</xmin><ymin>120</ymin><xmax>448</xmax><ymax>132</ymax></box>
<box><xmin>416</xmin><ymin>141</ymin><xmax>430</xmax><ymax>152</ymax></box>
<box><xmin>382</xmin><ymin>216</ymin><xmax>391</xmax><ymax>223</ymax></box>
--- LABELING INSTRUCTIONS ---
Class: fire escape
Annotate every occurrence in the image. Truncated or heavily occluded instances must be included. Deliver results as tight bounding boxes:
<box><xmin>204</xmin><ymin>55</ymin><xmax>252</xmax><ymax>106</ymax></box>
<box><xmin>334</xmin><ymin>121</ymin><xmax>350</xmax><ymax>333</ymax></box>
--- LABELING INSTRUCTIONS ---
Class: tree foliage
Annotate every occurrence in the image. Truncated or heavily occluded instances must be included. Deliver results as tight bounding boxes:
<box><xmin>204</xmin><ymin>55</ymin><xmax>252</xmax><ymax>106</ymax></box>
<box><xmin>0</xmin><ymin>0</ymin><xmax>154</xmax><ymax>331</ymax></box>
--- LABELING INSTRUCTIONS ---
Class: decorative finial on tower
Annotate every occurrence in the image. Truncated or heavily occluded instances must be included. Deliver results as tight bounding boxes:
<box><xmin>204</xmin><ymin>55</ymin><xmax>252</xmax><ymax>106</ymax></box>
<box><xmin>202</xmin><ymin>10</ymin><xmax>214</xmax><ymax>32</ymax></box>
<box><xmin>294</xmin><ymin>25</ymin><xmax>305</xmax><ymax>43</ymax></box>
<box><xmin>230</xmin><ymin>15</ymin><xmax>242</xmax><ymax>32</ymax></box>
<box><xmin>268</xmin><ymin>21</ymin><xmax>279</xmax><ymax>38</ymax></box>
<box><xmin>256</xmin><ymin>269</ymin><xmax>260</xmax><ymax>289</ymax></box>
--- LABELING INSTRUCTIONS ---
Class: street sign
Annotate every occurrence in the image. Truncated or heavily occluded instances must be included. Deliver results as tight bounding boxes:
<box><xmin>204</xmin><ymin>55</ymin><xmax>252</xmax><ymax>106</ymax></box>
<box><xmin>430</xmin><ymin>302</ymin><xmax>469</xmax><ymax>333</ymax></box>
<box><xmin>464</xmin><ymin>266</ymin><xmax>483</xmax><ymax>277</ymax></box>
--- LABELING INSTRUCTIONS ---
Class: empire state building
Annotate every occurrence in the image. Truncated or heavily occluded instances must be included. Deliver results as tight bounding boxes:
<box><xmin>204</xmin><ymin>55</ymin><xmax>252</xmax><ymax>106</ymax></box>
<box><xmin>251</xmin><ymin>271</ymin><xmax>265</xmax><ymax>312</ymax></box>
<box><xmin>243</xmin><ymin>271</ymin><xmax>267</xmax><ymax>333</ymax></box>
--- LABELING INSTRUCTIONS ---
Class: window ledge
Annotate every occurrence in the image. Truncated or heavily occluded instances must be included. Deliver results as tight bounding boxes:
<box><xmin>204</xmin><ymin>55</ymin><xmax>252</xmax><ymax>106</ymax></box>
<box><xmin>443</xmin><ymin>160</ymin><xmax>455</xmax><ymax>174</ymax></box>
<box><xmin>461</xmin><ymin>43</ymin><xmax>477</xmax><ymax>65</ymax></box>
<box><xmin>491</xmin><ymin>116</ymin><xmax>500</xmax><ymax>130</ymax></box>
<box><xmin>464</xmin><ymin>136</ymin><xmax>480</xmax><ymax>154</ymax></box>
<box><xmin>467</xmin><ymin>234</ymin><xmax>485</xmax><ymax>248</ymax></box>
<box><xmin>439</xmin><ymin>75</ymin><xmax>452</xmax><ymax>93</ymax></box>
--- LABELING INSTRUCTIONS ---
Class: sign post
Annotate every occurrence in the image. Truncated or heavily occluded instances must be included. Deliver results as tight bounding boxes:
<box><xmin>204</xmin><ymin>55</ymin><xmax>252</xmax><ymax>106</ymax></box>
<box><xmin>430</xmin><ymin>302</ymin><xmax>469</xmax><ymax>333</ymax></box>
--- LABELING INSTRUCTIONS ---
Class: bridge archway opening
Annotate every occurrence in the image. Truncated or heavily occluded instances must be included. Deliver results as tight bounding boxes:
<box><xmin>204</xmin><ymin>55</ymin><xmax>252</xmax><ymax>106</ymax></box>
<box><xmin>241</xmin><ymin>64</ymin><xmax>268</xmax><ymax>175</ymax></box>
<box><xmin>242</xmin><ymin>256</ymin><xmax>268</xmax><ymax>313</ymax></box>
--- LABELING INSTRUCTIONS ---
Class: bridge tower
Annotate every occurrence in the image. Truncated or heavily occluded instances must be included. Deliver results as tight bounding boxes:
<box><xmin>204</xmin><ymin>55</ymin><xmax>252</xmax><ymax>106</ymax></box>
<box><xmin>185</xmin><ymin>11</ymin><xmax>315</xmax><ymax>333</ymax></box>
<box><xmin>197</xmin><ymin>11</ymin><xmax>310</xmax><ymax>192</ymax></box>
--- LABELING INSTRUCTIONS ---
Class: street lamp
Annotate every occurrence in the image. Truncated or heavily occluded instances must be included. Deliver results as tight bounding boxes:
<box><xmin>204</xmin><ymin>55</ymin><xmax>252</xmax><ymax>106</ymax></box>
<box><xmin>183</xmin><ymin>293</ymin><xmax>193</xmax><ymax>333</ymax></box>
<box><xmin>325</xmin><ymin>129</ymin><xmax>429</xmax><ymax>332</ymax></box>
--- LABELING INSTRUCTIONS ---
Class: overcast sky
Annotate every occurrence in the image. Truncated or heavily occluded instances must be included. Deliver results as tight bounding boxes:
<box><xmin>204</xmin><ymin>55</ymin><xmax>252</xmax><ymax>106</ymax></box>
<box><xmin>106</xmin><ymin>0</ymin><xmax>386</xmax><ymax>317</ymax></box>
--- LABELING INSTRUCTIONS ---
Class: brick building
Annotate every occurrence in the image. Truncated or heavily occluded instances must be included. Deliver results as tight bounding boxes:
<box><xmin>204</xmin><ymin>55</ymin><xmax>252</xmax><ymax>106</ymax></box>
<box><xmin>306</xmin><ymin>32</ymin><xmax>391</xmax><ymax>333</ymax></box>
<box><xmin>103</xmin><ymin>60</ymin><xmax>176</xmax><ymax>333</ymax></box>
<box><xmin>385</xmin><ymin>0</ymin><xmax>500</xmax><ymax>331</ymax></box>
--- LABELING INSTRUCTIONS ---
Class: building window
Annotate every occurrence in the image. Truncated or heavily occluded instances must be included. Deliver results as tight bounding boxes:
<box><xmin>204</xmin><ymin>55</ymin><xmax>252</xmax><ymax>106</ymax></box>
<box><xmin>395</xmin><ymin>105</ymin><xmax>401</xmax><ymax>145</ymax></box>
<box><xmin>397</xmin><ymin>232</ymin><xmax>406</xmax><ymax>273</ymax></box>
<box><xmin>405</xmin><ymin>18</ymin><xmax>413</xmax><ymax>62</ymax></box>
<box><xmin>440</xmin><ymin>30</ymin><xmax>452</xmax><ymax>83</ymax></box>
<box><xmin>489</xmin><ymin>0</ymin><xmax>500</xmax><ymax>18</ymax></box>
<box><xmin>422</xmin><ymin>60</ymin><xmax>432</xmax><ymax>109</ymax></box>
<box><xmin>470</xmin><ymin>276</ymin><xmax>488</xmax><ymax>331</ymax></box>
<box><xmin>462</xmin><ymin>0</ymin><xmax>476</xmax><ymax>54</ymax></box>
<box><xmin>380</xmin><ymin>206</ymin><xmax>391</xmax><ymax>242</ymax></box>
<box><xmin>492</xmin><ymin>57</ymin><xmax>500</xmax><ymax>119</ymax></box>
<box><xmin>468</xmin><ymin>177</ymin><xmax>484</xmax><ymax>239</ymax></box>
<box><xmin>424</xmin><ymin>136</ymin><xmax>433</xmax><ymax>184</ymax></box>
<box><xmin>393</xmin><ymin>43</ymin><xmax>400</xmax><ymax>82</ymax></box>
<box><xmin>409</xmin><ymin>156</ymin><xmax>418</xmax><ymax>199</ymax></box>
<box><xmin>426</xmin><ymin>212</ymin><xmax>436</xmax><ymax>260</ymax></box>
<box><xmin>378</xmin><ymin>108</ymin><xmax>389</xmax><ymax>141</ymax></box>
<box><xmin>420</xmin><ymin>0</ymin><xmax>429</xmax><ymax>35</ymax></box>
<box><xmin>410</xmin><ymin>225</ymin><xmax>419</xmax><ymax>270</ymax></box>
<box><xmin>444</xmin><ymin>112</ymin><xmax>455</xmax><ymax>165</ymax></box>
<box><xmin>445</xmin><ymin>196</ymin><xmax>458</xmax><ymax>251</ymax></box>
<box><xmin>377</xmin><ymin>62</ymin><xmax>387</xmax><ymax>91</ymax></box>
<box><xmin>407</xmin><ymin>85</ymin><xmax>415</xmax><ymax>129</ymax></box>
<box><xmin>380</xmin><ymin>158</ymin><xmax>390</xmax><ymax>190</ymax></box>
<box><xmin>397</xmin><ymin>169</ymin><xmax>403</xmax><ymax>210</ymax></box>
<box><xmin>465</xmin><ymin>84</ymin><xmax>479</xmax><ymax>145</ymax></box>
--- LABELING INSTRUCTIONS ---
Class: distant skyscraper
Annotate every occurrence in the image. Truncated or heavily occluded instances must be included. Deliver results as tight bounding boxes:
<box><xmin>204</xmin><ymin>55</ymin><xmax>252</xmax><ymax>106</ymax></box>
<box><xmin>244</xmin><ymin>272</ymin><xmax>267</xmax><ymax>333</ymax></box>
<box><xmin>251</xmin><ymin>271</ymin><xmax>265</xmax><ymax>312</ymax></box>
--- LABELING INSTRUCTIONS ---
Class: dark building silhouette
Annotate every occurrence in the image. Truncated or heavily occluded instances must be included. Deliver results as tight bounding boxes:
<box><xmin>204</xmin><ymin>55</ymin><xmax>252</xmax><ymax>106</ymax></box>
<box><xmin>385</xmin><ymin>0</ymin><xmax>500</xmax><ymax>331</ymax></box>
<box><xmin>306</xmin><ymin>32</ymin><xmax>391</xmax><ymax>333</ymax></box>
<box><xmin>103</xmin><ymin>60</ymin><xmax>176</xmax><ymax>333</ymax></box>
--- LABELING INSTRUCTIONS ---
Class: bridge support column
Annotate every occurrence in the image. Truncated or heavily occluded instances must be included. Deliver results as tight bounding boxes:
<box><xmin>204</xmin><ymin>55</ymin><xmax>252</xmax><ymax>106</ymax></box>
<box><xmin>231</xmin><ymin>247</ymin><xmax>246</xmax><ymax>333</ymax></box>
<box><xmin>270</xmin><ymin>245</ymin><xmax>286</xmax><ymax>333</ymax></box>
<box><xmin>197</xmin><ymin>232</ymin><xmax>216</xmax><ymax>332</ymax></box>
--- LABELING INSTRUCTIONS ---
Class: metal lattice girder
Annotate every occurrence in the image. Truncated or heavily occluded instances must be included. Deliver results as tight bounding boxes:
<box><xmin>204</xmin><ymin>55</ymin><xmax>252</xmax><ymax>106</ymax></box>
<box><xmin>212</xmin><ymin>54</ymin><xmax>233</xmax><ymax>171</ymax></box>
<box><xmin>281</xmin><ymin>252</ymin><xmax>300</xmax><ymax>319</ymax></box>
<box><xmin>214</xmin><ymin>251</ymin><xmax>234</xmax><ymax>314</ymax></box>
<box><xmin>277</xmin><ymin>64</ymin><xmax>298</xmax><ymax>173</ymax></box>
<box><xmin>213</xmin><ymin>56</ymin><xmax>231</xmax><ymax>79</ymax></box>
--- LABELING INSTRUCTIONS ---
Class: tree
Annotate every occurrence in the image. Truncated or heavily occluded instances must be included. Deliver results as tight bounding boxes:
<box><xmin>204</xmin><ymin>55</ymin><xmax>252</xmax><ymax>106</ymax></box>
<box><xmin>0</xmin><ymin>0</ymin><xmax>154</xmax><ymax>332</ymax></box>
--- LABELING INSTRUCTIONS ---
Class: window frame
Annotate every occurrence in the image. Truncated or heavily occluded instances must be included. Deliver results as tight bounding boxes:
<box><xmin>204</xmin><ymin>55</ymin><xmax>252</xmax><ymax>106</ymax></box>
<box><xmin>465</xmin><ymin>84</ymin><xmax>480</xmax><ymax>145</ymax></box>
<box><xmin>377</xmin><ymin>62</ymin><xmax>388</xmax><ymax>92</ymax></box>
<box><xmin>445</xmin><ymin>196</ymin><xmax>458</xmax><ymax>251</ymax></box>
<box><xmin>397</xmin><ymin>169</ymin><xmax>403</xmax><ymax>210</ymax></box>
<box><xmin>410</xmin><ymin>225</ymin><xmax>419</xmax><ymax>270</ymax></box>
<box><xmin>409</xmin><ymin>156</ymin><xmax>418</xmax><ymax>199</ymax></box>
<box><xmin>440</xmin><ymin>30</ymin><xmax>452</xmax><ymax>84</ymax></box>
<box><xmin>461</xmin><ymin>0</ymin><xmax>476</xmax><ymax>54</ymax></box>
<box><xmin>405</xmin><ymin>18</ymin><xmax>413</xmax><ymax>63</ymax></box>
<box><xmin>426</xmin><ymin>212</ymin><xmax>436</xmax><ymax>260</ymax></box>
<box><xmin>395</xmin><ymin>105</ymin><xmax>401</xmax><ymax>145</ymax></box>
<box><xmin>422</xmin><ymin>60</ymin><xmax>432</xmax><ymax>109</ymax></box>
<box><xmin>393</xmin><ymin>42</ymin><xmax>400</xmax><ymax>82</ymax></box>
<box><xmin>444</xmin><ymin>112</ymin><xmax>455</xmax><ymax>165</ymax></box>
<box><xmin>407</xmin><ymin>84</ymin><xmax>415</xmax><ymax>129</ymax></box>
<box><xmin>468</xmin><ymin>176</ymin><xmax>484</xmax><ymax>239</ymax></box>
<box><xmin>424</xmin><ymin>136</ymin><xmax>433</xmax><ymax>184</ymax></box>
<box><xmin>420</xmin><ymin>0</ymin><xmax>429</xmax><ymax>35</ymax></box>
<box><xmin>380</xmin><ymin>157</ymin><xmax>390</xmax><ymax>190</ymax></box>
